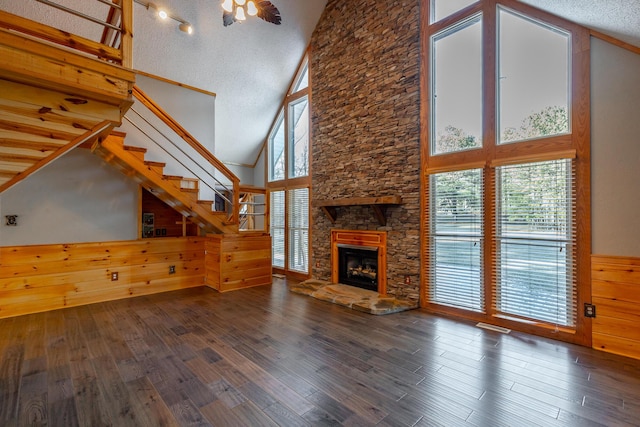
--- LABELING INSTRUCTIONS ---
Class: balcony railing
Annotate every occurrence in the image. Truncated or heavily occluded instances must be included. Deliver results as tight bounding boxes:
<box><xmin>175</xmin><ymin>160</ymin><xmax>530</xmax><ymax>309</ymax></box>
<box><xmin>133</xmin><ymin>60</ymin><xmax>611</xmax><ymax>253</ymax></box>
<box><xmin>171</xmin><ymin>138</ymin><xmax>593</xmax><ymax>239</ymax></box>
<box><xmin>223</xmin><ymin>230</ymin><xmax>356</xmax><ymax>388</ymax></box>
<box><xmin>0</xmin><ymin>0</ymin><xmax>132</xmax><ymax>67</ymax></box>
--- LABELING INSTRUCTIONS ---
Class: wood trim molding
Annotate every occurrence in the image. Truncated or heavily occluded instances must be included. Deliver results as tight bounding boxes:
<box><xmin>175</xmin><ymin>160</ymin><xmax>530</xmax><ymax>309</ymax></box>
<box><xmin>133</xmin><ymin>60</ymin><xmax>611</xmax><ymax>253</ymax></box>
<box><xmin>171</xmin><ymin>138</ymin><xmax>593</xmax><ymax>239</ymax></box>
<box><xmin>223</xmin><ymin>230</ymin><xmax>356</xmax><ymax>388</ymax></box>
<box><xmin>134</xmin><ymin>69</ymin><xmax>217</xmax><ymax>97</ymax></box>
<box><xmin>591</xmin><ymin>30</ymin><xmax>640</xmax><ymax>56</ymax></box>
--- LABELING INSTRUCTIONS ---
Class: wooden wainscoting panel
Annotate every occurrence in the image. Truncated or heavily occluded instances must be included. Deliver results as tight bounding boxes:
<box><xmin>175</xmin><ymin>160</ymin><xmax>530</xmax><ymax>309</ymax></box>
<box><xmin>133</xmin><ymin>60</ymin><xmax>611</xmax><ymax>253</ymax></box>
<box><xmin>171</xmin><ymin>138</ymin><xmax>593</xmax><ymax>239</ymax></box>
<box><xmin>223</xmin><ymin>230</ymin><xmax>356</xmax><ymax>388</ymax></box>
<box><xmin>0</xmin><ymin>237</ymin><xmax>205</xmax><ymax>318</ymax></box>
<box><xmin>205</xmin><ymin>233</ymin><xmax>272</xmax><ymax>292</ymax></box>
<box><xmin>592</xmin><ymin>254</ymin><xmax>640</xmax><ymax>359</ymax></box>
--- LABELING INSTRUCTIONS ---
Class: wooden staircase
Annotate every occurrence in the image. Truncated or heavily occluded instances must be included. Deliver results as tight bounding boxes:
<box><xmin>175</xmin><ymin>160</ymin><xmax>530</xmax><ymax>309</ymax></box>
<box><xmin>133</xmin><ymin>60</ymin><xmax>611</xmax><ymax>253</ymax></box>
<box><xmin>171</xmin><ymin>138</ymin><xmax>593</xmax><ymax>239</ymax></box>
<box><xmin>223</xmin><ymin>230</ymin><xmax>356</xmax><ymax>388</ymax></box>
<box><xmin>93</xmin><ymin>132</ymin><xmax>239</xmax><ymax>234</ymax></box>
<box><xmin>0</xmin><ymin>5</ymin><xmax>134</xmax><ymax>193</ymax></box>
<box><xmin>0</xmin><ymin>79</ymin><xmax>124</xmax><ymax>193</ymax></box>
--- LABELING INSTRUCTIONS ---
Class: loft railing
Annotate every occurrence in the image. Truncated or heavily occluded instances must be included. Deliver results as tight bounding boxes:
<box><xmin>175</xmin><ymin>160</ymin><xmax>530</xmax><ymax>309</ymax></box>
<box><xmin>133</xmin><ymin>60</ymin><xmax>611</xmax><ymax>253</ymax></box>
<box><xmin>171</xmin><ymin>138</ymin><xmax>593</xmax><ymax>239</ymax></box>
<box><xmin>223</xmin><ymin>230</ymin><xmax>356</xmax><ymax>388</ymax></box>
<box><xmin>0</xmin><ymin>0</ymin><xmax>132</xmax><ymax>67</ymax></box>
<box><xmin>239</xmin><ymin>186</ymin><xmax>267</xmax><ymax>232</ymax></box>
<box><xmin>129</xmin><ymin>85</ymin><xmax>241</xmax><ymax>227</ymax></box>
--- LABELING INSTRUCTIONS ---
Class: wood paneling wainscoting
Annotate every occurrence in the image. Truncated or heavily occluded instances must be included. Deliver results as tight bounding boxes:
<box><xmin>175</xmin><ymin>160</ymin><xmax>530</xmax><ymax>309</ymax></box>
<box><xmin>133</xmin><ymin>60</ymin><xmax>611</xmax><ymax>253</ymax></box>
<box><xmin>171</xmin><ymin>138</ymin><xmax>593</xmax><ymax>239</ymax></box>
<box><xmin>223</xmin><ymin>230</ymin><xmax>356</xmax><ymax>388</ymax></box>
<box><xmin>592</xmin><ymin>254</ymin><xmax>640</xmax><ymax>359</ymax></box>
<box><xmin>0</xmin><ymin>237</ymin><xmax>205</xmax><ymax>319</ymax></box>
<box><xmin>205</xmin><ymin>233</ymin><xmax>272</xmax><ymax>292</ymax></box>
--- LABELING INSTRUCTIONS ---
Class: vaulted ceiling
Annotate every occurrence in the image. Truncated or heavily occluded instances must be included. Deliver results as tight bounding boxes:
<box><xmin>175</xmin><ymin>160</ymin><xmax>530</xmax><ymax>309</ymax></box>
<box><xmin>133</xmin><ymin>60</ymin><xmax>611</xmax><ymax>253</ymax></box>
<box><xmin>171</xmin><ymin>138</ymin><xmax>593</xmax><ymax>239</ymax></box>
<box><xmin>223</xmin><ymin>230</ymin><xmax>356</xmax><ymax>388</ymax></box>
<box><xmin>0</xmin><ymin>0</ymin><xmax>638</xmax><ymax>167</ymax></box>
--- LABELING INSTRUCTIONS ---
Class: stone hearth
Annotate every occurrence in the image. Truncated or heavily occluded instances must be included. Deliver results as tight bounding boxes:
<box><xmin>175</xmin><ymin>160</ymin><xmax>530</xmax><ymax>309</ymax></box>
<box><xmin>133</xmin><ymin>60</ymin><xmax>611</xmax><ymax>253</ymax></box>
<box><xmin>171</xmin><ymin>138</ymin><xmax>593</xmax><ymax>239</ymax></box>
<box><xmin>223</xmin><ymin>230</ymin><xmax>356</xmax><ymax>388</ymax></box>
<box><xmin>290</xmin><ymin>279</ymin><xmax>417</xmax><ymax>315</ymax></box>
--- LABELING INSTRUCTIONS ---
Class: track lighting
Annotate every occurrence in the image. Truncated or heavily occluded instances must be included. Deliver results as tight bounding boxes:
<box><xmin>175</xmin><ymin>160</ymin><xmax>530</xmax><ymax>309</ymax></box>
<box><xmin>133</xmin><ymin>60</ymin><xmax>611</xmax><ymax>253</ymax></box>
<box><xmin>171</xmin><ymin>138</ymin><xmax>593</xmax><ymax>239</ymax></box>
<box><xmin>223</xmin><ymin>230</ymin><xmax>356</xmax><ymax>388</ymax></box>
<box><xmin>178</xmin><ymin>23</ymin><xmax>193</xmax><ymax>34</ymax></box>
<box><xmin>134</xmin><ymin>0</ymin><xmax>193</xmax><ymax>34</ymax></box>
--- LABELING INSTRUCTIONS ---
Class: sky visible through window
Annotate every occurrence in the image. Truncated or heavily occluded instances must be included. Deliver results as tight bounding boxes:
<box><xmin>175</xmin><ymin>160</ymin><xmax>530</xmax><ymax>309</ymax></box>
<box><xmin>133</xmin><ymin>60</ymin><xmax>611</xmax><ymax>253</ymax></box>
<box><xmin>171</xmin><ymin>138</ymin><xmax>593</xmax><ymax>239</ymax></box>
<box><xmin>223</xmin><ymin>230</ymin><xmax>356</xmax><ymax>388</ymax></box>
<box><xmin>433</xmin><ymin>7</ymin><xmax>570</xmax><ymax>149</ymax></box>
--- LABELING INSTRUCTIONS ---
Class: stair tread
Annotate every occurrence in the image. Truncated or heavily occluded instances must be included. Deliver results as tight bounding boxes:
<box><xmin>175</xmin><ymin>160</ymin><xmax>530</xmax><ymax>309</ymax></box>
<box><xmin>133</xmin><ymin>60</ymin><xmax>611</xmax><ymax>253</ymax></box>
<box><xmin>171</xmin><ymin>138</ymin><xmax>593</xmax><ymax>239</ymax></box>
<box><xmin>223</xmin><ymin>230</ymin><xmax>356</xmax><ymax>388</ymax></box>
<box><xmin>95</xmin><ymin>135</ymin><xmax>238</xmax><ymax>234</ymax></box>
<box><xmin>163</xmin><ymin>175</ymin><xmax>183</xmax><ymax>180</ymax></box>
<box><xmin>144</xmin><ymin>160</ymin><xmax>166</xmax><ymax>167</ymax></box>
<box><xmin>124</xmin><ymin>145</ymin><xmax>147</xmax><ymax>153</ymax></box>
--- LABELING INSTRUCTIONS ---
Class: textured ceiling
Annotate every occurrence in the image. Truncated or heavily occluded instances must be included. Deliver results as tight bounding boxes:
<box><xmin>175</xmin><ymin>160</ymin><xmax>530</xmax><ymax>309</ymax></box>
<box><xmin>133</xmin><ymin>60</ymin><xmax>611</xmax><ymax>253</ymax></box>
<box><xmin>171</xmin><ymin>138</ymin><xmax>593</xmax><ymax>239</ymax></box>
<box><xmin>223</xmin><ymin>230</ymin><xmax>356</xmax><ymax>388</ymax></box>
<box><xmin>520</xmin><ymin>0</ymin><xmax>640</xmax><ymax>47</ymax></box>
<box><xmin>1</xmin><ymin>0</ymin><xmax>639</xmax><ymax>166</ymax></box>
<box><xmin>130</xmin><ymin>0</ymin><xmax>328</xmax><ymax>166</ymax></box>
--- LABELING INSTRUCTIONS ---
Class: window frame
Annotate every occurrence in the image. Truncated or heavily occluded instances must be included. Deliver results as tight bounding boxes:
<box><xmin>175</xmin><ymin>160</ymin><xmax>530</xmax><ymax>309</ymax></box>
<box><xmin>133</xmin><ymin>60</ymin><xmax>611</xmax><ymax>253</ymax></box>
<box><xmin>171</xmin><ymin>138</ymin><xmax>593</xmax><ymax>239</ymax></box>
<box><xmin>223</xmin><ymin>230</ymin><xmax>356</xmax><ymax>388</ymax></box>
<box><xmin>266</xmin><ymin>52</ymin><xmax>312</xmax><ymax>280</ymax></box>
<box><xmin>420</xmin><ymin>0</ymin><xmax>591</xmax><ymax>346</ymax></box>
<box><xmin>268</xmin><ymin>110</ymin><xmax>285</xmax><ymax>182</ymax></box>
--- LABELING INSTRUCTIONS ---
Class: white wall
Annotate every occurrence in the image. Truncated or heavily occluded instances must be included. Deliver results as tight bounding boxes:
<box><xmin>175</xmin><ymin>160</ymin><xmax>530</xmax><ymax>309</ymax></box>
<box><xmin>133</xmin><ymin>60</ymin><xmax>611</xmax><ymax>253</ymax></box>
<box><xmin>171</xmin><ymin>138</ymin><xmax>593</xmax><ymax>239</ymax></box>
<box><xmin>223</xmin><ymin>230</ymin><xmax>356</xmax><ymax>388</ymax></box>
<box><xmin>118</xmin><ymin>75</ymin><xmax>219</xmax><ymax>200</ymax></box>
<box><xmin>133</xmin><ymin>75</ymin><xmax>215</xmax><ymax>151</ymax></box>
<box><xmin>253</xmin><ymin>149</ymin><xmax>266</xmax><ymax>187</ymax></box>
<box><xmin>0</xmin><ymin>150</ymin><xmax>138</xmax><ymax>246</ymax></box>
<box><xmin>591</xmin><ymin>38</ymin><xmax>640</xmax><ymax>257</ymax></box>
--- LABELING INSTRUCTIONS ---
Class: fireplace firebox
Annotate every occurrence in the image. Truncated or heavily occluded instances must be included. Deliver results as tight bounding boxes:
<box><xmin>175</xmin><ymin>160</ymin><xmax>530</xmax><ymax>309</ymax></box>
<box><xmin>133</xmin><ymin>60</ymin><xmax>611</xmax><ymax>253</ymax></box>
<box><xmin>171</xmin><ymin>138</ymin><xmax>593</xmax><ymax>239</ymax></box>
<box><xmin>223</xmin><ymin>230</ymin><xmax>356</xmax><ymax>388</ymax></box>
<box><xmin>337</xmin><ymin>245</ymin><xmax>378</xmax><ymax>291</ymax></box>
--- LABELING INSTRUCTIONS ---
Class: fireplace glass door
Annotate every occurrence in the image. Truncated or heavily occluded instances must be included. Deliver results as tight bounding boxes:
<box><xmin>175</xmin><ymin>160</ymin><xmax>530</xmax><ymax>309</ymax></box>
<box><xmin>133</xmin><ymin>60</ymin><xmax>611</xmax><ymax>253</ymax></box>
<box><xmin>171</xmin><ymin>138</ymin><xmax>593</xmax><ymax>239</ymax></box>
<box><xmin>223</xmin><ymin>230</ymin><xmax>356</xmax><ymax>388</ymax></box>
<box><xmin>338</xmin><ymin>246</ymin><xmax>378</xmax><ymax>291</ymax></box>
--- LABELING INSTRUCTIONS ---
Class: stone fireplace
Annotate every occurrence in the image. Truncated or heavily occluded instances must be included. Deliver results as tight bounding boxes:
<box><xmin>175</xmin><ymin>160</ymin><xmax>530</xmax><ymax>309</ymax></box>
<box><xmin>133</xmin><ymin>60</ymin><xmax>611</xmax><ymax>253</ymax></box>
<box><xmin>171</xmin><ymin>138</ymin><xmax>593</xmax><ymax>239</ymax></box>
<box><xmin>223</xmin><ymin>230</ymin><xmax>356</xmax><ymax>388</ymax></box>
<box><xmin>310</xmin><ymin>0</ymin><xmax>421</xmax><ymax>303</ymax></box>
<box><xmin>331</xmin><ymin>229</ymin><xmax>387</xmax><ymax>294</ymax></box>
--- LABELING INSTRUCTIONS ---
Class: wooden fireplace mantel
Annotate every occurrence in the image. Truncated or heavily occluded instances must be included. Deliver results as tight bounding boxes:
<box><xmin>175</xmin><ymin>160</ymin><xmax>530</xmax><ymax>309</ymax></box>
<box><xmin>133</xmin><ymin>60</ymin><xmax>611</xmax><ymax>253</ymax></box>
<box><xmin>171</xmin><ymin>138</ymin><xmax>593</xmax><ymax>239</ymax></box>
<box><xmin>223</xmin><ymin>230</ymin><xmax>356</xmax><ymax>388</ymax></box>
<box><xmin>315</xmin><ymin>196</ymin><xmax>402</xmax><ymax>226</ymax></box>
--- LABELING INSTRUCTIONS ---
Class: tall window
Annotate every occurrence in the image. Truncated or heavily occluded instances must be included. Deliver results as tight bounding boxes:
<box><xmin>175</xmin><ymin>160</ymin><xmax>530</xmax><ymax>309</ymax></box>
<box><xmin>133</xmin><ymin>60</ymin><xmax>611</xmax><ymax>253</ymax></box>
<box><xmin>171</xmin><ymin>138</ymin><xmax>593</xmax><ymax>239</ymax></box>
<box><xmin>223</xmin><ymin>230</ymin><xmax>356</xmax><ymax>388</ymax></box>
<box><xmin>423</xmin><ymin>1</ymin><xmax>590</xmax><ymax>345</ymax></box>
<box><xmin>431</xmin><ymin>15</ymin><xmax>483</xmax><ymax>155</ymax></box>
<box><xmin>267</xmin><ymin>55</ymin><xmax>311</xmax><ymax>278</ymax></box>
<box><xmin>429</xmin><ymin>169</ymin><xmax>484</xmax><ymax>311</ymax></box>
<box><xmin>270</xmin><ymin>190</ymin><xmax>285</xmax><ymax>268</ymax></box>
<box><xmin>268</xmin><ymin>113</ymin><xmax>285</xmax><ymax>182</ymax></box>
<box><xmin>288</xmin><ymin>96</ymin><xmax>309</xmax><ymax>178</ymax></box>
<box><xmin>498</xmin><ymin>8</ymin><xmax>571</xmax><ymax>143</ymax></box>
<box><xmin>288</xmin><ymin>188</ymin><xmax>309</xmax><ymax>273</ymax></box>
<box><xmin>495</xmin><ymin>160</ymin><xmax>576</xmax><ymax>325</ymax></box>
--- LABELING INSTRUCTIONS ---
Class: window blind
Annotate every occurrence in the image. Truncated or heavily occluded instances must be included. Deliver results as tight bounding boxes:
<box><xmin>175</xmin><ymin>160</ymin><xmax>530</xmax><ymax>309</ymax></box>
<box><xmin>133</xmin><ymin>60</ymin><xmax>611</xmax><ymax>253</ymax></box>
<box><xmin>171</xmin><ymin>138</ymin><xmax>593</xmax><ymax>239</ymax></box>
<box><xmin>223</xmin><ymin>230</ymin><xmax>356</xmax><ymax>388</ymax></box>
<box><xmin>428</xmin><ymin>168</ymin><xmax>484</xmax><ymax>311</ymax></box>
<box><xmin>270</xmin><ymin>190</ymin><xmax>285</xmax><ymax>268</ymax></box>
<box><xmin>287</xmin><ymin>188</ymin><xmax>309</xmax><ymax>273</ymax></box>
<box><xmin>494</xmin><ymin>159</ymin><xmax>576</xmax><ymax>326</ymax></box>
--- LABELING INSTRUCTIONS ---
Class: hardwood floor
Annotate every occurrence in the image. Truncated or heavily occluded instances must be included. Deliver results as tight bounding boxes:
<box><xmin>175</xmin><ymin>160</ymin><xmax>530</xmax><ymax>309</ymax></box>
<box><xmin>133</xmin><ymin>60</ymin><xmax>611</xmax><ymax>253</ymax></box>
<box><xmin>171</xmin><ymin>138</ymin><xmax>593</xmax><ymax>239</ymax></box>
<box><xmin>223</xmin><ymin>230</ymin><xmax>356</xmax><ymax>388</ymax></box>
<box><xmin>1</xmin><ymin>278</ymin><xmax>640</xmax><ymax>426</ymax></box>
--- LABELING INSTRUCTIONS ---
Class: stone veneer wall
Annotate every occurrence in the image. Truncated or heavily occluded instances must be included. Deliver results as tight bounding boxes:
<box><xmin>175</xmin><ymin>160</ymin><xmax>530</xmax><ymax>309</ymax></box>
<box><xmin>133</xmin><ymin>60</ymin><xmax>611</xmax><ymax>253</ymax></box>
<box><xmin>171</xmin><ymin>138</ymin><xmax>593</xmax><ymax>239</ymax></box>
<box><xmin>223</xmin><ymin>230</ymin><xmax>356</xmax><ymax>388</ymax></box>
<box><xmin>310</xmin><ymin>0</ymin><xmax>421</xmax><ymax>301</ymax></box>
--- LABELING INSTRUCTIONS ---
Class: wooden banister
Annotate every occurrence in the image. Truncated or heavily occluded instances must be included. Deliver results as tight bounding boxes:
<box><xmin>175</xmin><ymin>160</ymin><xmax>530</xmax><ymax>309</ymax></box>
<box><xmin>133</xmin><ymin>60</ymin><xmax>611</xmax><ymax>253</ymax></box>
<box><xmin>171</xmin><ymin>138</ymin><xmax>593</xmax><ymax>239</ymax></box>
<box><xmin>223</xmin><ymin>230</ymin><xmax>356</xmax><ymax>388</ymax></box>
<box><xmin>120</xmin><ymin>0</ymin><xmax>133</xmax><ymax>68</ymax></box>
<box><xmin>132</xmin><ymin>84</ymin><xmax>241</xmax><ymax>225</ymax></box>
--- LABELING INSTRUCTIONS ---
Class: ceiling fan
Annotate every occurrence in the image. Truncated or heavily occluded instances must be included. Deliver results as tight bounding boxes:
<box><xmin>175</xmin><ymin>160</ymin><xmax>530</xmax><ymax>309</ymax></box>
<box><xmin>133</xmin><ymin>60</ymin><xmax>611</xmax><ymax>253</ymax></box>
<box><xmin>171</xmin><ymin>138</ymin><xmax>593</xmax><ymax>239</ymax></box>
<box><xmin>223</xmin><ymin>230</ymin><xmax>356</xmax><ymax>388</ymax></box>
<box><xmin>221</xmin><ymin>0</ymin><xmax>282</xmax><ymax>26</ymax></box>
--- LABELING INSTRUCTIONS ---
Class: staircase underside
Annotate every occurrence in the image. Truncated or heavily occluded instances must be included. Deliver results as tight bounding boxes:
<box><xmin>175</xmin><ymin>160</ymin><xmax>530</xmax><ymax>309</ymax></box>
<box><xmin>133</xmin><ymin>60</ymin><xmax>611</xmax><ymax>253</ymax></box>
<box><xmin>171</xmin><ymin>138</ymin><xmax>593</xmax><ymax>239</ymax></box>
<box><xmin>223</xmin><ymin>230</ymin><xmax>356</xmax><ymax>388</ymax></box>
<box><xmin>0</xmin><ymin>26</ymin><xmax>134</xmax><ymax>193</ymax></box>
<box><xmin>0</xmin><ymin>79</ymin><xmax>124</xmax><ymax>192</ymax></box>
<box><xmin>93</xmin><ymin>134</ymin><xmax>238</xmax><ymax>234</ymax></box>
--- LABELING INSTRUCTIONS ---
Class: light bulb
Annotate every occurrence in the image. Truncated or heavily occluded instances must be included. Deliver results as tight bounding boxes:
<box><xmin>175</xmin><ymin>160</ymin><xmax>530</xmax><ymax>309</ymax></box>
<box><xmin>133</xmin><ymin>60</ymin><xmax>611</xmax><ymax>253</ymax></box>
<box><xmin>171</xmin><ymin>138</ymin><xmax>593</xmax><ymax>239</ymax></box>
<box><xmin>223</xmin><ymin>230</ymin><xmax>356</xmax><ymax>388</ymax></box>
<box><xmin>221</xmin><ymin>0</ymin><xmax>233</xmax><ymax>12</ymax></box>
<box><xmin>247</xmin><ymin>1</ymin><xmax>258</xmax><ymax>16</ymax></box>
<box><xmin>179</xmin><ymin>23</ymin><xmax>193</xmax><ymax>34</ymax></box>
<box><xmin>236</xmin><ymin>0</ymin><xmax>246</xmax><ymax>5</ymax></box>
<box><xmin>235</xmin><ymin>6</ymin><xmax>246</xmax><ymax>20</ymax></box>
<box><xmin>158</xmin><ymin>9</ymin><xmax>168</xmax><ymax>19</ymax></box>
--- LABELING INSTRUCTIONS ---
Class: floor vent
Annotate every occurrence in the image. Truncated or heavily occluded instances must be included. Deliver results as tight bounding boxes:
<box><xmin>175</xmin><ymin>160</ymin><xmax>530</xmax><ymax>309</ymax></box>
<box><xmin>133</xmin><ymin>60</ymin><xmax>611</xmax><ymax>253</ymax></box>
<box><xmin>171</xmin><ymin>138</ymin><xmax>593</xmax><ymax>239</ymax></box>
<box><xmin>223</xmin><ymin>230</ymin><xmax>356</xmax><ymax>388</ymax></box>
<box><xmin>476</xmin><ymin>322</ymin><xmax>511</xmax><ymax>334</ymax></box>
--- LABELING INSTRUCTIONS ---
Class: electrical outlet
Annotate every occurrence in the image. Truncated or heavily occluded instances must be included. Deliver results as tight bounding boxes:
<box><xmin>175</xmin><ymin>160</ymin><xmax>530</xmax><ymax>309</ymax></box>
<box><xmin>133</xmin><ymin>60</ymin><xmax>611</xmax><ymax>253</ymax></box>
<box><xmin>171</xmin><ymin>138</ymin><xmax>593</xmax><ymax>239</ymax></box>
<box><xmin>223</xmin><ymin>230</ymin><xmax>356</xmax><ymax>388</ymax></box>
<box><xmin>169</xmin><ymin>265</ymin><xmax>176</xmax><ymax>274</ymax></box>
<box><xmin>111</xmin><ymin>271</ymin><xmax>118</xmax><ymax>281</ymax></box>
<box><xmin>584</xmin><ymin>303</ymin><xmax>596</xmax><ymax>318</ymax></box>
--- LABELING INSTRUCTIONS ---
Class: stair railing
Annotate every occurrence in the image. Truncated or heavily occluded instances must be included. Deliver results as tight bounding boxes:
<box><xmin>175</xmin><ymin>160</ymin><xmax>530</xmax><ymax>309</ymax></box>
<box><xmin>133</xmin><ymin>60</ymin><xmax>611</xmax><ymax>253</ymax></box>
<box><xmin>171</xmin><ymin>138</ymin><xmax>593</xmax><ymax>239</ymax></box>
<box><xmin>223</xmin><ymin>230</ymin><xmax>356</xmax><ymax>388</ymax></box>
<box><xmin>129</xmin><ymin>85</ymin><xmax>241</xmax><ymax>226</ymax></box>
<box><xmin>239</xmin><ymin>186</ymin><xmax>267</xmax><ymax>232</ymax></box>
<box><xmin>0</xmin><ymin>0</ymin><xmax>132</xmax><ymax>67</ymax></box>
